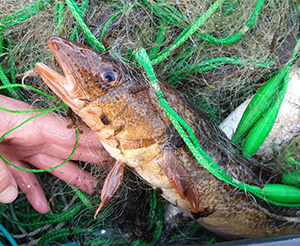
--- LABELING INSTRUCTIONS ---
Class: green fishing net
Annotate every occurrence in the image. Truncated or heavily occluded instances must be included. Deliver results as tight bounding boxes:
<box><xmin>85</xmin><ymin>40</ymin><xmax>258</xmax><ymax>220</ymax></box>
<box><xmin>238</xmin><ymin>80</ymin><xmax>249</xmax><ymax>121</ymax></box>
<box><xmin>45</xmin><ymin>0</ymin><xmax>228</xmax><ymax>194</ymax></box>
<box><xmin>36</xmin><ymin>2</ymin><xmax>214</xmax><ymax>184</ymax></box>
<box><xmin>0</xmin><ymin>0</ymin><xmax>300</xmax><ymax>245</ymax></box>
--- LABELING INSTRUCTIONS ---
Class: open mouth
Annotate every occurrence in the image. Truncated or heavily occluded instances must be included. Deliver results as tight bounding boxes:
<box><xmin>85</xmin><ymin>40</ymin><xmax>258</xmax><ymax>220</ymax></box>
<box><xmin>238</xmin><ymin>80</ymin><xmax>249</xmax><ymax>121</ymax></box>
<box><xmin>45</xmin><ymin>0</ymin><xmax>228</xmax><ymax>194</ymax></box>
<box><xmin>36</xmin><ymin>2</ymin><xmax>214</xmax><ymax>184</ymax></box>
<box><xmin>29</xmin><ymin>37</ymin><xmax>88</xmax><ymax>109</ymax></box>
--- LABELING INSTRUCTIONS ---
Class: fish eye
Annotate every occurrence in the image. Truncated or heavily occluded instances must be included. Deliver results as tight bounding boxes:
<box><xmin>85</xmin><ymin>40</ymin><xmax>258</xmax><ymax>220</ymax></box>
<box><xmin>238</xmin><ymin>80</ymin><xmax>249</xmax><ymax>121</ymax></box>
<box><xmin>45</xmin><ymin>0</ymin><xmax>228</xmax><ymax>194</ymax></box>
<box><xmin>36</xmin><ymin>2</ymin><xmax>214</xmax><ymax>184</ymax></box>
<box><xmin>98</xmin><ymin>66</ymin><xmax>119</xmax><ymax>88</ymax></box>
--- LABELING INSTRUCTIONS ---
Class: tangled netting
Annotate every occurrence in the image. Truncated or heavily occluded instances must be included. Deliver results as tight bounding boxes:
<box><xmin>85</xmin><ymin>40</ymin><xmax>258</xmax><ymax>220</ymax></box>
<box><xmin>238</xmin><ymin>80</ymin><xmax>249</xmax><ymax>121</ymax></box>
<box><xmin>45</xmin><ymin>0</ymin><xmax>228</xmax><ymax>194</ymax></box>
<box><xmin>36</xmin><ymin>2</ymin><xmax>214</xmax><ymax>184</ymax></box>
<box><xmin>2</xmin><ymin>0</ymin><xmax>299</xmax><ymax>119</ymax></box>
<box><xmin>1</xmin><ymin>0</ymin><xmax>300</xmax><ymax>245</ymax></box>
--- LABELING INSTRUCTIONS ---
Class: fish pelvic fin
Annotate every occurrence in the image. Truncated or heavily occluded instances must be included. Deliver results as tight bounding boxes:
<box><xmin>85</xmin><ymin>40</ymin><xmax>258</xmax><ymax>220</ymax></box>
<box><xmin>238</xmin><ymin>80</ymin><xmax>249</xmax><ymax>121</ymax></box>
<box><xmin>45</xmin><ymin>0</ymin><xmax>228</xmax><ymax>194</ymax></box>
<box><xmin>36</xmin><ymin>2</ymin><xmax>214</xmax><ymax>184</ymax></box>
<box><xmin>94</xmin><ymin>161</ymin><xmax>125</xmax><ymax>218</ymax></box>
<box><xmin>158</xmin><ymin>148</ymin><xmax>200</xmax><ymax>212</ymax></box>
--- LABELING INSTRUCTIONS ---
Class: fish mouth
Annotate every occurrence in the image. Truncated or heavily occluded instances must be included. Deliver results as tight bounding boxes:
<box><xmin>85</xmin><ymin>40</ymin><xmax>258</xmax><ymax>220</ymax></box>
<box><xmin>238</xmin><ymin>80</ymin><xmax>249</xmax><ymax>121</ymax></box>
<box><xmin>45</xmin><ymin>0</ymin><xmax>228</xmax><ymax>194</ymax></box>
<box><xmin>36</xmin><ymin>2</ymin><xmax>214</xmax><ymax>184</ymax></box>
<box><xmin>47</xmin><ymin>37</ymin><xmax>76</xmax><ymax>78</ymax></box>
<box><xmin>34</xmin><ymin>37</ymin><xmax>87</xmax><ymax>109</ymax></box>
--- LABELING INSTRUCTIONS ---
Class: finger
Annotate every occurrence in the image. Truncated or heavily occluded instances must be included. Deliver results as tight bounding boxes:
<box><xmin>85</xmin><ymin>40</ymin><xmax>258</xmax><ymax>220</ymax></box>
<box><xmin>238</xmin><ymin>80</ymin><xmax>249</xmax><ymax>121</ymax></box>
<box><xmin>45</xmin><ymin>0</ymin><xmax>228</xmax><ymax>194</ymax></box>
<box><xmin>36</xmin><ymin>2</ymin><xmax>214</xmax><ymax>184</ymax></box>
<box><xmin>40</xmin><ymin>138</ymin><xmax>112</xmax><ymax>164</ymax></box>
<box><xmin>0</xmin><ymin>158</ymin><xmax>18</xmax><ymax>203</ymax></box>
<box><xmin>7</xmin><ymin>161</ymin><xmax>50</xmax><ymax>214</ymax></box>
<box><xmin>25</xmin><ymin>153</ymin><xmax>99</xmax><ymax>194</ymax></box>
<box><xmin>0</xmin><ymin>95</ymin><xmax>41</xmax><ymax>139</ymax></box>
<box><xmin>0</xmin><ymin>141</ymin><xmax>112</xmax><ymax>166</ymax></box>
<box><xmin>0</xmin><ymin>95</ymin><xmax>112</xmax><ymax>167</ymax></box>
<box><xmin>1</xmin><ymin>109</ymin><xmax>110</xmax><ymax>164</ymax></box>
<box><xmin>0</xmin><ymin>95</ymin><xmax>98</xmax><ymax>149</ymax></box>
<box><xmin>36</xmin><ymin>115</ymin><xmax>103</xmax><ymax>154</ymax></box>
<box><xmin>39</xmin><ymin>123</ymin><xmax>111</xmax><ymax>164</ymax></box>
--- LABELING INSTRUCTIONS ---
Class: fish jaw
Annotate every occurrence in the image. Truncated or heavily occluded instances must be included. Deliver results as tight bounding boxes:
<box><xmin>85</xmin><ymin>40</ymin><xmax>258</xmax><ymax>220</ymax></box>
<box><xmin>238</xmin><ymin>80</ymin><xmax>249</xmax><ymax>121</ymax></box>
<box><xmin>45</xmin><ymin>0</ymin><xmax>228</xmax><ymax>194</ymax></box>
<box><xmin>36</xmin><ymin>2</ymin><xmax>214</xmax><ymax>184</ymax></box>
<box><xmin>47</xmin><ymin>37</ymin><xmax>109</xmax><ymax>102</ymax></box>
<box><xmin>34</xmin><ymin>36</ymin><xmax>114</xmax><ymax>111</ymax></box>
<box><xmin>34</xmin><ymin>62</ymin><xmax>86</xmax><ymax>110</ymax></box>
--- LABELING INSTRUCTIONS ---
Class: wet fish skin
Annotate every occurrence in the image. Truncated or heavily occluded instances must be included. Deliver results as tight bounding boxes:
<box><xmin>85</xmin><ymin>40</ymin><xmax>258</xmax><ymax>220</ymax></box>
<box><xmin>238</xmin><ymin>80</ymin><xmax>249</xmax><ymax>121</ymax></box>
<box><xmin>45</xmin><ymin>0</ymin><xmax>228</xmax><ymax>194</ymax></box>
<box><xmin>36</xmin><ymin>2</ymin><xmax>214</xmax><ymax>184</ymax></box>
<box><xmin>33</xmin><ymin>37</ymin><xmax>300</xmax><ymax>239</ymax></box>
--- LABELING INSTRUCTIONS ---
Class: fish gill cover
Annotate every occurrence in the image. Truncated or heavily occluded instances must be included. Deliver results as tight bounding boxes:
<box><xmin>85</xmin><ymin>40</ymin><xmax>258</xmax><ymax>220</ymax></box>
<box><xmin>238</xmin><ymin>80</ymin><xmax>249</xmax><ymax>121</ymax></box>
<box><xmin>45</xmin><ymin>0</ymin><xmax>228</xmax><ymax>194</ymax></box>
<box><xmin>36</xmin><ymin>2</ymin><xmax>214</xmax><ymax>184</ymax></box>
<box><xmin>0</xmin><ymin>0</ymin><xmax>300</xmax><ymax>245</ymax></box>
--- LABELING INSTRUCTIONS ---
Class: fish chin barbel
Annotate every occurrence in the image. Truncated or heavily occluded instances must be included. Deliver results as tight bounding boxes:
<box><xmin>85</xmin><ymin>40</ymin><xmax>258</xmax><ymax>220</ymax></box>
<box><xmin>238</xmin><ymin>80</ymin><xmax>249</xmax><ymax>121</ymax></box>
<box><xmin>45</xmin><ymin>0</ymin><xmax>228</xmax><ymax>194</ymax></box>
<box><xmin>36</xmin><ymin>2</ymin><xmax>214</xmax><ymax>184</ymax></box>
<box><xmin>28</xmin><ymin>37</ymin><xmax>300</xmax><ymax>239</ymax></box>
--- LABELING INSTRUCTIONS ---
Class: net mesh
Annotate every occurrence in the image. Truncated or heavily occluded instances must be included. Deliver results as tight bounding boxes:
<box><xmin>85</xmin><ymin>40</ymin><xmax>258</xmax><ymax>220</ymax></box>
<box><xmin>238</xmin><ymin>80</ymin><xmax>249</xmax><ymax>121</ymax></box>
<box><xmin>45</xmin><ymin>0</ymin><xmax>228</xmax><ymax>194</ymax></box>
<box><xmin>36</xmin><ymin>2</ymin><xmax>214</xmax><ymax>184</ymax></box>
<box><xmin>0</xmin><ymin>0</ymin><xmax>300</xmax><ymax>245</ymax></box>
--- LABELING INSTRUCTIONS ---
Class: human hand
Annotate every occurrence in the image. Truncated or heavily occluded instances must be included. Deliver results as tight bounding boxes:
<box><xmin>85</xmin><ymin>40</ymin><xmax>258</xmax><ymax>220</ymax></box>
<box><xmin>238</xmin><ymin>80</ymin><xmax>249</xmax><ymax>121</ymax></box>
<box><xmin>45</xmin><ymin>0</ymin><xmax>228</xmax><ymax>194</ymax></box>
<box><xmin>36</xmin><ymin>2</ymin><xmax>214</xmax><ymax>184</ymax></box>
<box><xmin>0</xmin><ymin>94</ymin><xmax>112</xmax><ymax>213</ymax></box>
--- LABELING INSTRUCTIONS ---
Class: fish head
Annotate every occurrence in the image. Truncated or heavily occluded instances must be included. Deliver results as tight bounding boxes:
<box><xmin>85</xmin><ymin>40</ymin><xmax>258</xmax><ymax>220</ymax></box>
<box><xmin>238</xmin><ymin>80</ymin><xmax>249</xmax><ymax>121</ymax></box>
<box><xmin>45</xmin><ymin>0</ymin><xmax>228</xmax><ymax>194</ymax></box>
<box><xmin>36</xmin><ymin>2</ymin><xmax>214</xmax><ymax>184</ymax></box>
<box><xmin>34</xmin><ymin>37</ymin><xmax>168</xmax><ymax>145</ymax></box>
<box><xmin>35</xmin><ymin>37</ymin><xmax>129</xmax><ymax>108</ymax></box>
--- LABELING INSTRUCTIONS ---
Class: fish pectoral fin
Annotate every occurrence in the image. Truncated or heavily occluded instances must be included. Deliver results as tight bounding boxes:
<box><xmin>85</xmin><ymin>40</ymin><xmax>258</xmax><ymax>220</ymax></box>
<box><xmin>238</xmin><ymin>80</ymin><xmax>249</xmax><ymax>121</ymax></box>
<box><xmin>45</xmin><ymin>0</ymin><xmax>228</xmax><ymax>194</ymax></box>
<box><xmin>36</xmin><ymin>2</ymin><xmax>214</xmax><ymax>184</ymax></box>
<box><xmin>94</xmin><ymin>160</ymin><xmax>125</xmax><ymax>218</ymax></box>
<box><xmin>158</xmin><ymin>149</ymin><xmax>200</xmax><ymax>212</ymax></box>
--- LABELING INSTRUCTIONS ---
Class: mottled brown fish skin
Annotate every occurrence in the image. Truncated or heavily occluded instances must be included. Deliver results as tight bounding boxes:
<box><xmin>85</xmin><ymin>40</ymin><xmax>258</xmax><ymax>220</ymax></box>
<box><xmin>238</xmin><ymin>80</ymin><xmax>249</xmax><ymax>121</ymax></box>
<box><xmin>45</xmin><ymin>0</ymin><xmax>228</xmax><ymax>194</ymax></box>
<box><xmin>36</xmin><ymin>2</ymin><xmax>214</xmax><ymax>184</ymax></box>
<box><xmin>34</xmin><ymin>37</ymin><xmax>300</xmax><ymax>239</ymax></box>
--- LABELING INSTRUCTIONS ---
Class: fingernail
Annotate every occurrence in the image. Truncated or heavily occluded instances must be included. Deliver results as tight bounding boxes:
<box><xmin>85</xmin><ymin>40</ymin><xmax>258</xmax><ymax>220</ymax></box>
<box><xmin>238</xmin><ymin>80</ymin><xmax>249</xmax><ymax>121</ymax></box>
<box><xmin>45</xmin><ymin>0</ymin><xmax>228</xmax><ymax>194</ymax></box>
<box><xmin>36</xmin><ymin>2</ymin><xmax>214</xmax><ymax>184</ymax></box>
<box><xmin>0</xmin><ymin>185</ymin><xmax>18</xmax><ymax>203</ymax></box>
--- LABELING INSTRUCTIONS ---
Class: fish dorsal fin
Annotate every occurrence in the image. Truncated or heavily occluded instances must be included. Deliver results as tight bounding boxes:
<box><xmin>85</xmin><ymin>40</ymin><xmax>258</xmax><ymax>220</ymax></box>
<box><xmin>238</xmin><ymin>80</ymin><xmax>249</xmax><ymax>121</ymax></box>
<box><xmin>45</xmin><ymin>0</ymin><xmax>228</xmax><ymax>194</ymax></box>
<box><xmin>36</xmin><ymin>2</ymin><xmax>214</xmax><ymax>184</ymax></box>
<box><xmin>94</xmin><ymin>161</ymin><xmax>125</xmax><ymax>218</ymax></box>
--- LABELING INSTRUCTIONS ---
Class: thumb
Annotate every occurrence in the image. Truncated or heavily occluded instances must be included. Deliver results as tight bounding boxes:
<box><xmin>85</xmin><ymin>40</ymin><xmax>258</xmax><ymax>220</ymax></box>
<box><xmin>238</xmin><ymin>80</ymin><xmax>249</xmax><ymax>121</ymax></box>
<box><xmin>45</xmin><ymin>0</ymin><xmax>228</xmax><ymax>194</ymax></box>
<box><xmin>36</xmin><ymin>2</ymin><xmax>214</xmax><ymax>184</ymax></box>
<box><xmin>0</xmin><ymin>158</ymin><xmax>18</xmax><ymax>203</ymax></box>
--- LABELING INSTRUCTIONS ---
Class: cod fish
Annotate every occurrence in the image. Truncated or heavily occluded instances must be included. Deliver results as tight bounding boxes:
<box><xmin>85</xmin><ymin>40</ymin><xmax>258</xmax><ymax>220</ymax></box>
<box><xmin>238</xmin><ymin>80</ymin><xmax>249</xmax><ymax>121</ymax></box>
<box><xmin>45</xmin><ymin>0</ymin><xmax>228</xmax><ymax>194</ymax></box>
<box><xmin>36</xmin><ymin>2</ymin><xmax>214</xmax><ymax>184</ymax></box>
<box><xmin>31</xmin><ymin>37</ymin><xmax>300</xmax><ymax>239</ymax></box>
